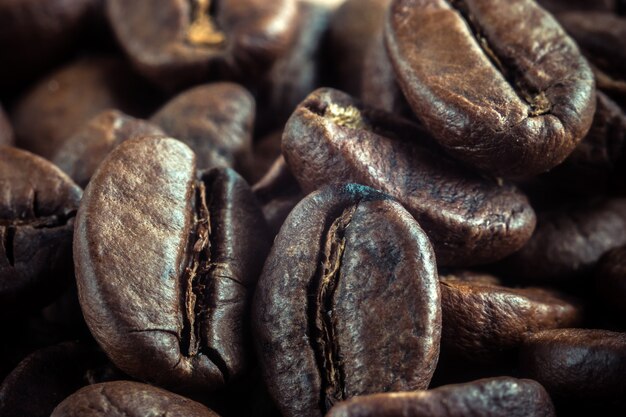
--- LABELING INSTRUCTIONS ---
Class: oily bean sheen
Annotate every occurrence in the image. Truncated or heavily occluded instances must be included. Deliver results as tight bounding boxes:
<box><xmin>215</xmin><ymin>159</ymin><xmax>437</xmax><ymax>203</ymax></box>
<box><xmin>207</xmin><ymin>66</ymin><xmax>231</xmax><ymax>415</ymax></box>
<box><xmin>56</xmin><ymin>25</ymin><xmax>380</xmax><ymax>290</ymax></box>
<box><xmin>282</xmin><ymin>88</ymin><xmax>536</xmax><ymax>266</ymax></box>
<box><xmin>520</xmin><ymin>329</ymin><xmax>626</xmax><ymax>404</ymax></box>
<box><xmin>52</xmin><ymin>110</ymin><xmax>165</xmax><ymax>188</ymax></box>
<box><xmin>325</xmin><ymin>377</ymin><xmax>556</xmax><ymax>417</ymax></box>
<box><xmin>499</xmin><ymin>199</ymin><xmax>626</xmax><ymax>284</ymax></box>
<box><xmin>0</xmin><ymin>146</ymin><xmax>82</xmax><ymax>314</ymax></box>
<box><xmin>106</xmin><ymin>0</ymin><xmax>298</xmax><ymax>91</ymax></box>
<box><xmin>440</xmin><ymin>272</ymin><xmax>582</xmax><ymax>362</ymax></box>
<box><xmin>74</xmin><ymin>136</ymin><xmax>270</xmax><ymax>392</ymax></box>
<box><xmin>596</xmin><ymin>246</ymin><xmax>626</xmax><ymax>322</ymax></box>
<box><xmin>385</xmin><ymin>0</ymin><xmax>596</xmax><ymax>178</ymax></box>
<box><xmin>51</xmin><ymin>381</ymin><xmax>220</xmax><ymax>417</ymax></box>
<box><xmin>150</xmin><ymin>83</ymin><xmax>255</xmax><ymax>172</ymax></box>
<box><xmin>253</xmin><ymin>184</ymin><xmax>441</xmax><ymax>417</ymax></box>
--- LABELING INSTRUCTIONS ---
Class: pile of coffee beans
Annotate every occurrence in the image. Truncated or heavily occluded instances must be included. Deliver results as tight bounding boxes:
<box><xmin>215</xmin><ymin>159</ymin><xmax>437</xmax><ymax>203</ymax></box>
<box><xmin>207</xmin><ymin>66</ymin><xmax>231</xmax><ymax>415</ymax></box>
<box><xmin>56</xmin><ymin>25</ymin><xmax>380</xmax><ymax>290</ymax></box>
<box><xmin>1</xmin><ymin>0</ymin><xmax>625</xmax><ymax>416</ymax></box>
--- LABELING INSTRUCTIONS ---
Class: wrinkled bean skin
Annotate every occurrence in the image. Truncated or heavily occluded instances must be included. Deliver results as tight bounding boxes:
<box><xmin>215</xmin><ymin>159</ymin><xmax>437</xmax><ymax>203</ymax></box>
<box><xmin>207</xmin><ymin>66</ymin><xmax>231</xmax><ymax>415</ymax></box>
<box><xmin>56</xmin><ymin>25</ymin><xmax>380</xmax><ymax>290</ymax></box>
<box><xmin>74</xmin><ymin>136</ymin><xmax>270</xmax><ymax>392</ymax></box>
<box><xmin>253</xmin><ymin>184</ymin><xmax>441</xmax><ymax>417</ymax></box>
<box><xmin>542</xmin><ymin>91</ymin><xmax>626</xmax><ymax>196</ymax></box>
<box><xmin>385</xmin><ymin>0</ymin><xmax>596</xmax><ymax>178</ymax></box>
<box><xmin>596</xmin><ymin>246</ymin><xmax>626</xmax><ymax>322</ymax></box>
<box><xmin>283</xmin><ymin>88</ymin><xmax>536</xmax><ymax>266</ymax></box>
<box><xmin>325</xmin><ymin>377</ymin><xmax>556</xmax><ymax>417</ymax></box>
<box><xmin>106</xmin><ymin>0</ymin><xmax>298</xmax><ymax>91</ymax></box>
<box><xmin>0</xmin><ymin>105</ymin><xmax>14</xmax><ymax>146</ymax></box>
<box><xmin>0</xmin><ymin>146</ymin><xmax>82</xmax><ymax>314</ymax></box>
<box><xmin>51</xmin><ymin>381</ymin><xmax>221</xmax><ymax>417</ymax></box>
<box><xmin>440</xmin><ymin>272</ymin><xmax>582</xmax><ymax>362</ymax></box>
<box><xmin>52</xmin><ymin>110</ymin><xmax>165</xmax><ymax>188</ymax></box>
<box><xmin>150</xmin><ymin>83</ymin><xmax>254</xmax><ymax>172</ymax></box>
<box><xmin>11</xmin><ymin>56</ymin><xmax>161</xmax><ymax>159</ymax></box>
<box><xmin>520</xmin><ymin>329</ymin><xmax>626</xmax><ymax>407</ymax></box>
<box><xmin>498</xmin><ymin>199</ymin><xmax>626</xmax><ymax>284</ymax></box>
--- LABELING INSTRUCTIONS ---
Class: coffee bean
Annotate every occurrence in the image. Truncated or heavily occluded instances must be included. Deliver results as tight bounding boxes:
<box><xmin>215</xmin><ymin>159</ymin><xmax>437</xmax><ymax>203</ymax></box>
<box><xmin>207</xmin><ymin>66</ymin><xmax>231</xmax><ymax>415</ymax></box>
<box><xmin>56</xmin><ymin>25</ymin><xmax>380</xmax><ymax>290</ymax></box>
<box><xmin>251</xmin><ymin>155</ymin><xmax>303</xmax><ymax>236</ymax></box>
<box><xmin>248</xmin><ymin>130</ymin><xmax>283</xmax><ymax>184</ymax></box>
<box><xmin>596</xmin><ymin>246</ymin><xmax>626</xmax><ymax>322</ymax></box>
<box><xmin>150</xmin><ymin>83</ymin><xmax>255</xmax><ymax>174</ymax></box>
<box><xmin>51</xmin><ymin>381</ymin><xmax>220</xmax><ymax>417</ymax></box>
<box><xmin>0</xmin><ymin>104</ymin><xmax>13</xmax><ymax>146</ymax></box>
<box><xmin>327</xmin><ymin>0</ymin><xmax>390</xmax><ymax>96</ymax></box>
<box><xmin>520</xmin><ymin>329</ymin><xmax>626</xmax><ymax>405</ymax></box>
<box><xmin>106</xmin><ymin>0</ymin><xmax>298</xmax><ymax>91</ymax></box>
<box><xmin>253</xmin><ymin>184</ymin><xmax>441</xmax><ymax>417</ymax></box>
<box><xmin>255</xmin><ymin>1</ymin><xmax>330</xmax><ymax>134</ymax></box>
<box><xmin>538</xmin><ymin>0</ymin><xmax>617</xmax><ymax>14</ymax></box>
<box><xmin>11</xmin><ymin>56</ymin><xmax>162</xmax><ymax>159</ymax></box>
<box><xmin>282</xmin><ymin>88</ymin><xmax>536</xmax><ymax>266</ymax></box>
<box><xmin>440</xmin><ymin>271</ymin><xmax>583</xmax><ymax>362</ymax></box>
<box><xmin>385</xmin><ymin>0</ymin><xmax>596</xmax><ymax>178</ymax></box>
<box><xmin>325</xmin><ymin>377</ymin><xmax>556</xmax><ymax>417</ymax></box>
<box><xmin>52</xmin><ymin>110</ymin><xmax>165</xmax><ymax>188</ymax></box>
<box><xmin>0</xmin><ymin>342</ymin><xmax>113</xmax><ymax>417</ymax></box>
<box><xmin>74</xmin><ymin>136</ymin><xmax>270</xmax><ymax>392</ymax></box>
<box><xmin>498</xmin><ymin>199</ymin><xmax>626</xmax><ymax>285</ymax></box>
<box><xmin>0</xmin><ymin>146</ymin><xmax>81</xmax><ymax>315</ymax></box>
<box><xmin>542</xmin><ymin>91</ymin><xmax>626</xmax><ymax>196</ymax></box>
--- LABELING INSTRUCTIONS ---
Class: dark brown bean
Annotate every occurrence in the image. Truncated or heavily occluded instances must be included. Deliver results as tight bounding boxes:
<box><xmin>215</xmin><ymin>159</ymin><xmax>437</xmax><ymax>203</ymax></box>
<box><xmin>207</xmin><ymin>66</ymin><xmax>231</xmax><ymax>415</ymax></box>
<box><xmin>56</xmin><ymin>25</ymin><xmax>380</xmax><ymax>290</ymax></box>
<box><xmin>325</xmin><ymin>377</ymin><xmax>556</xmax><ymax>417</ymax></box>
<box><xmin>282</xmin><ymin>88</ymin><xmax>536</xmax><ymax>266</ymax></box>
<box><xmin>0</xmin><ymin>146</ymin><xmax>82</xmax><ymax>314</ymax></box>
<box><xmin>253</xmin><ymin>184</ymin><xmax>441</xmax><ymax>417</ymax></box>
<box><xmin>52</xmin><ymin>110</ymin><xmax>165</xmax><ymax>188</ymax></box>
<box><xmin>596</xmin><ymin>245</ymin><xmax>626</xmax><ymax>322</ymax></box>
<box><xmin>106</xmin><ymin>0</ymin><xmax>298</xmax><ymax>91</ymax></box>
<box><xmin>385</xmin><ymin>0</ymin><xmax>596</xmax><ymax>178</ymax></box>
<box><xmin>0</xmin><ymin>105</ymin><xmax>13</xmax><ymax>146</ymax></box>
<box><xmin>51</xmin><ymin>381</ymin><xmax>220</xmax><ymax>417</ymax></box>
<box><xmin>150</xmin><ymin>83</ymin><xmax>254</xmax><ymax>173</ymax></box>
<box><xmin>440</xmin><ymin>271</ymin><xmax>583</xmax><ymax>362</ymax></box>
<box><xmin>74</xmin><ymin>136</ymin><xmax>269</xmax><ymax>392</ymax></box>
<box><xmin>11</xmin><ymin>56</ymin><xmax>162</xmax><ymax>159</ymax></box>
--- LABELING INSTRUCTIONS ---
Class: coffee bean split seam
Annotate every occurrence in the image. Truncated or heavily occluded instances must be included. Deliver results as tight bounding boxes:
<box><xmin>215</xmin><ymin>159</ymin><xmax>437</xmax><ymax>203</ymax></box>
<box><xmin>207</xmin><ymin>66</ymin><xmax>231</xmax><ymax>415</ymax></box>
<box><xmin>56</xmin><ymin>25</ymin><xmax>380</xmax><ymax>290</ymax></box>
<box><xmin>449</xmin><ymin>0</ymin><xmax>552</xmax><ymax>116</ymax></box>
<box><xmin>187</xmin><ymin>0</ymin><xmax>226</xmax><ymax>47</ymax></box>
<box><xmin>309</xmin><ymin>204</ymin><xmax>357</xmax><ymax>411</ymax></box>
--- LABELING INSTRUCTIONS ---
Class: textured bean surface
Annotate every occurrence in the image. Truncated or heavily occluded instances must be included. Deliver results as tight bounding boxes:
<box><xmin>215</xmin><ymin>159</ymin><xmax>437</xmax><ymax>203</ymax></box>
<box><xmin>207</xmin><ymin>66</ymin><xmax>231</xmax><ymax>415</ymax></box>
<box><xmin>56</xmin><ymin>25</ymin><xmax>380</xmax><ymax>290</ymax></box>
<box><xmin>325</xmin><ymin>377</ymin><xmax>556</xmax><ymax>417</ymax></box>
<box><xmin>283</xmin><ymin>88</ymin><xmax>536</xmax><ymax>266</ymax></box>
<box><xmin>385</xmin><ymin>0</ymin><xmax>596</xmax><ymax>178</ymax></box>
<box><xmin>253</xmin><ymin>184</ymin><xmax>440</xmax><ymax>417</ymax></box>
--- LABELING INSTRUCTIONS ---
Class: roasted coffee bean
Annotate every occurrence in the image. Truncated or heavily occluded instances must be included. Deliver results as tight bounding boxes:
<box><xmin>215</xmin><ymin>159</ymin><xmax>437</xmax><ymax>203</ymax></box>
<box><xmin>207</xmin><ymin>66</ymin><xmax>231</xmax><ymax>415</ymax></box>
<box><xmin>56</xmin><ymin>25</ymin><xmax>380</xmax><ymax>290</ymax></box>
<box><xmin>361</xmin><ymin>31</ymin><xmax>412</xmax><ymax>118</ymax></box>
<box><xmin>542</xmin><ymin>91</ymin><xmax>626</xmax><ymax>196</ymax></box>
<box><xmin>282</xmin><ymin>88</ymin><xmax>536</xmax><ymax>266</ymax></box>
<box><xmin>0</xmin><ymin>146</ymin><xmax>81</xmax><ymax>315</ymax></box>
<box><xmin>325</xmin><ymin>377</ymin><xmax>556</xmax><ymax>417</ymax></box>
<box><xmin>11</xmin><ymin>56</ymin><xmax>162</xmax><ymax>159</ymax></box>
<box><xmin>440</xmin><ymin>271</ymin><xmax>582</xmax><ymax>362</ymax></box>
<box><xmin>0</xmin><ymin>342</ymin><xmax>115</xmax><ymax>417</ymax></box>
<box><xmin>256</xmin><ymin>1</ymin><xmax>330</xmax><ymax>134</ymax></box>
<box><xmin>106</xmin><ymin>0</ymin><xmax>298</xmax><ymax>91</ymax></box>
<box><xmin>51</xmin><ymin>381</ymin><xmax>220</xmax><ymax>417</ymax></box>
<box><xmin>327</xmin><ymin>0</ymin><xmax>390</xmax><ymax>96</ymax></box>
<box><xmin>253</xmin><ymin>184</ymin><xmax>441</xmax><ymax>417</ymax></box>
<box><xmin>0</xmin><ymin>104</ymin><xmax>13</xmax><ymax>146</ymax></box>
<box><xmin>596</xmin><ymin>246</ymin><xmax>626</xmax><ymax>322</ymax></box>
<box><xmin>52</xmin><ymin>110</ymin><xmax>165</xmax><ymax>188</ymax></box>
<box><xmin>0</xmin><ymin>0</ymin><xmax>99</xmax><ymax>92</ymax></box>
<box><xmin>385</xmin><ymin>0</ymin><xmax>596</xmax><ymax>178</ymax></box>
<box><xmin>252</xmin><ymin>155</ymin><xmax>303</xmax><ymax>236</ymax></box>
<box><xmin>498</xmin><ymin>198</ymin><xmax>626</xmax><ymax>285</ymax></box>
<box><xmin>150</xmin><ymin>83</ymin><xmax>254</xmax><ymax>173</ymax></box>
<box><xmin>538</xmin><ymin>0</ymin><xmax>617</xmax><ymax>14</ymax></box>
<box><xmin>74</xmin><ymin>136</ymin><xmax>270</xmax><ymax>392</ymax></box>
<box><xmin>520</xmin><ymin>329</ymin><xmax>626</xmax><ymax>407</ymax></box>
